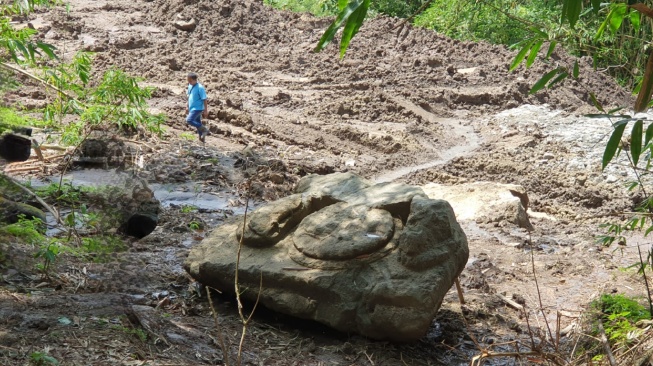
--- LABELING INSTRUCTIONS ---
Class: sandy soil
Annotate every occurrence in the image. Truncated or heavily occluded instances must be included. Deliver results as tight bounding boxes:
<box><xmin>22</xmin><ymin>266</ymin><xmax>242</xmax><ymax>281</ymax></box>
<box><xmin>1</xmin><ymin>0</ymin><xmax>651</xmax><ymax>365</ymax></box>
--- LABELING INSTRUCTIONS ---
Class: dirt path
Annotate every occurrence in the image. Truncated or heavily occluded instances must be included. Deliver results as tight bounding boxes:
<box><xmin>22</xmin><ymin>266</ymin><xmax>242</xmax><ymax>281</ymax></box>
<box><xmin>1</xmin><ymin>0</ymin><xmax>650</xmax><ymax>365</ymax></box>
<box><xmin>373</xmin><ymin>95</ymin><xmax>481</xmax><ymax>182</ymax></box>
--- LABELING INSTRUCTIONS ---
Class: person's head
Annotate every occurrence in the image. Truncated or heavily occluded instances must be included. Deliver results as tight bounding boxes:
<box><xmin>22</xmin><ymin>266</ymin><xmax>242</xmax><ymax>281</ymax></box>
<box><xmin>187</xmin><ymin>72</ymin><xmax>198</xmax><ymax>85</ymax></box>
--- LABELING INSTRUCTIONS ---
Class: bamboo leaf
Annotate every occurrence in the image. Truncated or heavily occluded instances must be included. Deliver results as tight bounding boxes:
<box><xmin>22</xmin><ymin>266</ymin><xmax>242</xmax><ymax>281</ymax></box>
<box><xmin>573</xmin><ymin>60</ymin><xmax>579</xmax><ymax>79</ymax></box>
<box><xmin>525</xmin><ymin>40</ymin><xmax>543</xmax><ymax>68</ymax></box>
<box><xmin>631</xmin><ymin>120</ymin><xmax>643</xmax><ymax>166</ymax></box>
<box><xmin>595</xmin><ymin>7</ymin><xmax>612</xmax><ymax>40</ymax></box>
<box><xmin>545</xmin><ymin>41</ymin><xmax>557</xmax><ymax>59</ymax></box>
<box><xmin>603</xmin><ymin>122</ymin><xmax>627</xmax><ymax>170</ymax></box>
<box><xmin>635</xmin><ymin>52</ymin><xmax>653</xmax><ymax>113</ymax></box>
<box><xmin>36</xmin><ymin>42</ymin><xmax>57</xmax><ymax>60</ymax></box>
<box><xmin>529</xmin><ymin>68</ymin><xmax>560</xmax><ymax>94</ymax></box>
<box><xmin>630</xmin><ymin>10</ymin><xmax>641</xmax><ymax>32</ymax></box>
<box><xmin>610</xmin><ymin>4</ymin><xmax>628</xmax><ymax>33</ymax></box>
<box><xmin>646</xmin><ymin>123</ymin><xmax>653</xmax><ymax>146</ymax></box>
<box><xmin>510</xmin><ymin>40</ymin><xmax>533</xmax><ymax>71</ymax></box>
<box><xmin>566</xmin><ymin>0</ymin><xmax>582</xmax><ymax>28</ymax></box>
<box><xmin>547</xmin><ymin>71</ymin><xmax>568</xmax><ymax>88</ymax></box>
<box><xmin>339</xmin><ymin>0</ymin><xmax>369</xmax><ymax>58</ymax></box>
<box><xmin>315</xmin><ymin>0</ymin><xmax>365</xmax><ymax>53</ymax></box>
<box><xmin>590</xmin><ymin>92</ymin><xmax>605</xmax><ymax>112</ymax></box>
<box><xmin>591</xmin><ymin>0</ymin><xmax>601</xmax><ymax>14</ymax></box>
<box><xmin>12</xmin><ymin>40</ymin><xmax>29</xmax><ymax>61</ymax></box>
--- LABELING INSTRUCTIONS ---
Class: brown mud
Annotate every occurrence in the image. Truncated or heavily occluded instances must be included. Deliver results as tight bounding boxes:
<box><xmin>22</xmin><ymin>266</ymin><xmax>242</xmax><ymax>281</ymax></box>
<box><xmin>0</xmin><ymin>0</ymin><xmax>650</xmax><ymax>365</ymax></box>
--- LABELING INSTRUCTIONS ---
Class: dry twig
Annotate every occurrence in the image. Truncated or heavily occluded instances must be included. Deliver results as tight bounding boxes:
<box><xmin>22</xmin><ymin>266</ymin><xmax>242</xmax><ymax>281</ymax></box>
<box><xmin>207</xmin><ymin>286</ymin><xmax>231</xmax><ymax>366</ymax></box>
<box><xmin>597</xmin><ymin>320</ymin><xmax>618</xmax><ymax>366</ymax></box>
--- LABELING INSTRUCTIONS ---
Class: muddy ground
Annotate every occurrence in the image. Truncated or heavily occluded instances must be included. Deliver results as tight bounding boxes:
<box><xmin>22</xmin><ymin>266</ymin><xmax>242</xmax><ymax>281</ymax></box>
<box><xmin>1</xmin><ymin>0</ymin><xmax>652</xmax><ymax>365</ymax></box>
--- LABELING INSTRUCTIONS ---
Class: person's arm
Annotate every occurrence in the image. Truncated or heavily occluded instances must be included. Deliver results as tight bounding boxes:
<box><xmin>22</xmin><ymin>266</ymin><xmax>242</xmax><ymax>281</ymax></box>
<box><xmin>201</xmin><ymin>87</ymin><xmax>208</xmax><ymax>118</ymax></box>
<box><xmin>185</xmin><ymin>87</ymin><xmax>189</xmax><ymax>113</ymax></box>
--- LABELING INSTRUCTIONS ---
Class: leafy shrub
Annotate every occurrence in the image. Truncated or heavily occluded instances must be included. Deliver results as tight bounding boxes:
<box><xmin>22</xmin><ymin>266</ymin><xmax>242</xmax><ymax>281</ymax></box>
<box><xmin>0</xmin><ymin>215</ymin><xmax>46</xmax><ymax>245</ymax></box>
<box><xmin>592</xmin><ymin>294</ymin><xmax>651</xmax><ymax>344</ymax></box>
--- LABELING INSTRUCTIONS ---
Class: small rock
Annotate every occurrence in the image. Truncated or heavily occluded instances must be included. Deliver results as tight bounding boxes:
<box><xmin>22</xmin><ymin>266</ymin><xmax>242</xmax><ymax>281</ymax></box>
<box><xmin>168</xmin><ymin>58</ymin><xmax>181</xmax><ymax>71</ymax></box>
<box><xmin>543</xmin><ymin>152</ymin><xmax>555</xmax><ymax>160</ymax></box>
<box><xmin>0</xmin><ymin>197</ymin><xmax>46</xmax><ymax>224</ymax></box>
<box><xmin>173</xmin><ymin>19</ymin><xmax>197</xmax><ymax>32</ymax></box>
<box><xmin>345</xmin><ymin>160</ymin><xmax>356</xmax><ymax>167</ymax></box>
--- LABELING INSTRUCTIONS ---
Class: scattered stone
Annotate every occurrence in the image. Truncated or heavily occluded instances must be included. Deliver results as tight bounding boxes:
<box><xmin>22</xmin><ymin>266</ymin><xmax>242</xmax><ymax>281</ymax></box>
<box><xmin>186</xmin><ymin>172</ymin><xmax>469</xmax><ymax>342</ymax></box>
<box><xmin>0</xmin><ymin>197</ymin><xmax>46</xmax><ymax>225</ymax></box>
<box><xmin>605</xmin><ymin>175</ymin><xmax>618</xmax><ymax>184</ymax></box>
<box><xmin>173</xmin><ymin>19</ymin><xmax>197</xmax><ymax>32</ymax></box>
<box><xmin>422</xmin><ymin>182</ymin><xmax>532</xmax><ymax>230</ymax></box>
<box><xmin>168</xmin><ymin>58</ymin><xmax>181</xmax><ymax>71</ymax></box>
<box><xmin>0</xmin><ymin>133</ymin><xmax>31</xmax><ymax>162</ymax></box>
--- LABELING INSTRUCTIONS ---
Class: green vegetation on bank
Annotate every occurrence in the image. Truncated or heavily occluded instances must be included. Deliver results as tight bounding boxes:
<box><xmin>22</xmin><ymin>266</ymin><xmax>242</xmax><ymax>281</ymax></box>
<box><xmin>593</xmin><ymin>294</ymin><xmax>651</xmax><ymax>344</ymax></box>
<box><xmin>264</xmin><ymin>0</ymin><xmax>422</xmax><ymax>18</ymax></box>
<box><xmin>0</xmin><ymin>107</ymin><xmax>51</xmax><ymax>134</ymax></box>
<box><xmin>0</xmin><ymin>0</ymin><xmax>161</xmax><ymax>274</ymax></box>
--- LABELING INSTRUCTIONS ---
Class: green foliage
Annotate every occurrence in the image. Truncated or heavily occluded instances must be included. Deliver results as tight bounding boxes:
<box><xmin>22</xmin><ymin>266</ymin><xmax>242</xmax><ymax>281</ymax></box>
<box><xmin>264</xmin><ymin>0</ymin><xmax>339</xmax><ymax>17</ymax></box>
<box><xmin>42</xmin><ymin>51</ymin><xmax>91</xmax><ymax>126</ymax></box>
<box><xmin>36</xmin><ymin>181</ymin><xmax>83</xmax><ymax>204</ymax></box>
<box><xmin>189</xmin><ymin>220</ymin><xmax>201</xmax><ymax>231</ymax></box>
<box><xmin>112</xmin><ymin>325</ymin><xmax>148</xmax><ymax>342</ymax></box>
<box><xmin>85</xmin><ymin>68</ymin><xmax>164</xmax><ymax>133</ymax></box>
<box><xmin>29</xmin><ymin>351</ymin><xmax>59</xmax><ymax>366</ymax></box>
<box><xmin>180</xmin><ymin>132</ymin><xmax>195</xmax><ymax>141</ymax></box>
<box><xmin>0</xmin><ymin>215</ymin><xmax>46</xmax><ymax>244</ymax></box>
<box><xmin>10</xmin><ymin>0</ymin><xmax>58</xmax><ymax>15</ymax></box>
<box><xmin>0</xmin><ymin>0</ymin><xmax>163</xmax><ymax>146</ymax></box>
<box><xmin>79</xmin><ymin>235</ymin><xmax>125</xmax><ymax>262</ymax></box>
<box><xmin>508</xmin><ymin>1</ymin><xmax>650</xmax><ymax>89</ymax></box>
<box><xmin>41</xmin><ymin>56</ymin><xmax>166</xmax><ymax>145</ymax></box>
<box><xmin>0</xmin><ymin>106</ymin><xmax>50</xmax><ymax>133</ymax></box>
<box><xmin>594</xmin><ymin>113</ymin><xmax>653</xmax><ymax>253</ymax></box>
<box><xmin>592</xmin><ymin>294</ymin><xmax>650</xmax><ymax>344</ymax></box>
<box><xmin>180</xmin><ymin>204</ymin><xmax>197</xmax><ymax>213</ymax></box>
<box><xmin>314</xmin><ymin>0</ymin><xmax>371</xmax><ymax>58</ymax></box>
<box><xmin>0</xmin><ymin>15</ymin><xmax>56</xmax><ymax>64</ymax></box>
<box><xmin>34</xmin><ymin>242</ymin><xmax>60</xmax><ymax>275</ymax></box>
<box><xmin>415</xmin><ymin>0</ymin><xmax>559</xmax><ymax>46</ymax></box>
<box><xmin>264</xmin><ymin>0</ymin><xmax>421</xmax><ymax>18</ymax></box>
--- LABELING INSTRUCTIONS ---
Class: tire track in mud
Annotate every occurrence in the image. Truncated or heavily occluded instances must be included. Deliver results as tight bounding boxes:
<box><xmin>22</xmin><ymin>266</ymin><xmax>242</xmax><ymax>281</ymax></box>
<box><xmin>374</xmin><ymin>95</ymin><xmax>481</xmax><ymax>182</ymax></box>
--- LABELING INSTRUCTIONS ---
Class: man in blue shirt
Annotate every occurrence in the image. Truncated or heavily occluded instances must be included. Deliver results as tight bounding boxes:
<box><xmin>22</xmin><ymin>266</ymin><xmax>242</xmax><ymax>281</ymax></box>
<box><xmin>186</xmin><ymin>72</ymin><xmax>209</xmax><ymax>142</ymax></box>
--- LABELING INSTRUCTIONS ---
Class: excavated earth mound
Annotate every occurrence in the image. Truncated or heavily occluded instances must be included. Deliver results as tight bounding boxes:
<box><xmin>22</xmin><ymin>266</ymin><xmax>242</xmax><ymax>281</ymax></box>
<box><xmin>29</xmin><ymin>0</ymin><xmax>633</xmax><ymax>178</ymax></box>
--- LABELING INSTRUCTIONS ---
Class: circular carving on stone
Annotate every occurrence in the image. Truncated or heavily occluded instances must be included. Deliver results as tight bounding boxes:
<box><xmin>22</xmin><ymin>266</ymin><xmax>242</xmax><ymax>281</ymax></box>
<box><xmin>293</xmin><ymin>203</ymin><xmax>394</xmax><ymax>261</ymax></box>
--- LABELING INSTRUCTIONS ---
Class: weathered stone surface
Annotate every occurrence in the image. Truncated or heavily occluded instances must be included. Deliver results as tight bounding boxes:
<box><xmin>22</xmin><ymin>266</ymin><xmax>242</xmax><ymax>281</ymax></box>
<box><xmin>422</xmin><ymin>182</ymin><xmax>532</xmax><ymax>229</ymax></box>
<box><xmin>185</xmin><ymin>173</ymin><xmax>469</xmax><ymax>342</ymax></box>
<box><xmin>0</xmin><ymin>197</ymin><xmax>46</xmax><ymax>224</ymax></box>
<box><xmin>294</xmin><ymin>203</ymin><xmax>394</xmax><ymax>260</ymax></box>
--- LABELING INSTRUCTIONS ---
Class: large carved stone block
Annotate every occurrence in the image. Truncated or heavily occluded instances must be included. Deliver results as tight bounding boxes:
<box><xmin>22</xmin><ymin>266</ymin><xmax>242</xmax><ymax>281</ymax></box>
<box><xmin>185</xmin><ymin>172</ymin><xmax>469</xmax><ymax>342</ymax></box>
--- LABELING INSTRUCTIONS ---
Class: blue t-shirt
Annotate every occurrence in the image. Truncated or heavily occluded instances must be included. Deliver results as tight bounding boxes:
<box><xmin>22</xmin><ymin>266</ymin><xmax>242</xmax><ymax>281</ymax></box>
<box><xmin>187</xmin><ymin>83</ymin><xmax>207</xmax><ymax>111</ymax></box>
